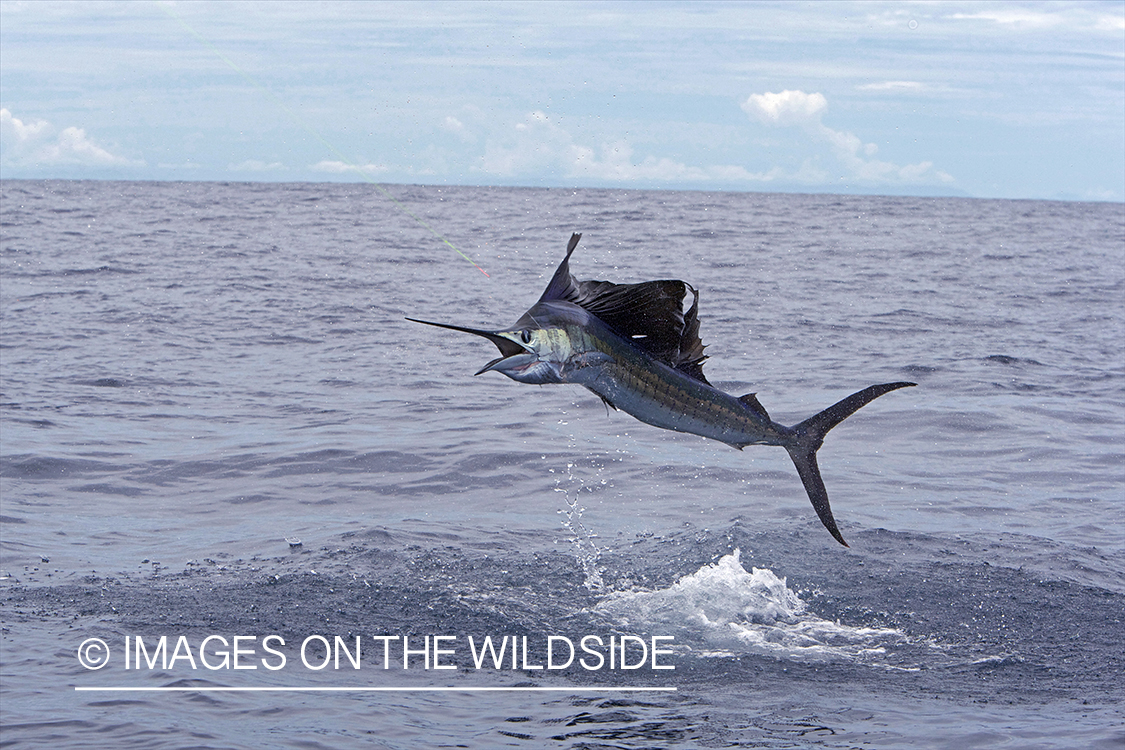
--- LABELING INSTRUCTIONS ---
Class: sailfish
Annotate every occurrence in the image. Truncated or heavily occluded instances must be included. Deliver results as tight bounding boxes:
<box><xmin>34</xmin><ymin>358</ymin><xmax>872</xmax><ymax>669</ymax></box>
<box><xmin>408</xmin><ymin>233</ymin><xmax>914</xmax><ymax>546</ymax></box>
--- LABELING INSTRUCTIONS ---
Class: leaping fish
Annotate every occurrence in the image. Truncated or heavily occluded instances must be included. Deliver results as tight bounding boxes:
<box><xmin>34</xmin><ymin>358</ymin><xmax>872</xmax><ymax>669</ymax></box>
<box><xmin>408</xmin><ymin>233</ymin><xmax>914</xmax><ymax>546</ymax></box>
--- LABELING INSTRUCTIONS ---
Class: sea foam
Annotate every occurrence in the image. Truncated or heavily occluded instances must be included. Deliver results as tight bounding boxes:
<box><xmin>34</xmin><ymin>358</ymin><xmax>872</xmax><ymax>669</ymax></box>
<box><xmin>596</xmin><ymin>549</ymin><xmax>903</xmax><ymax>661</ymax></box>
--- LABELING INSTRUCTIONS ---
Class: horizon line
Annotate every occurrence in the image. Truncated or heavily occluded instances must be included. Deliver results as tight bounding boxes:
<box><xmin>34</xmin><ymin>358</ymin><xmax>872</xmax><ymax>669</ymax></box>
<box><xmin>2</xmin><ymin>175</ymin><xmax>1119</xmax><ymax>204</ymax></box>
<box><xmin>75</xmin><ymin>685</ymin><xmax>677</xmax><ymax>692</ymax></box>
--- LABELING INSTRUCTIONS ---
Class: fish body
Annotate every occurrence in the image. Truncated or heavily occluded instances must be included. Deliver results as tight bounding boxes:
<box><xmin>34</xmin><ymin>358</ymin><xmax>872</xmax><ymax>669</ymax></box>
<box><xmin>409</xmin><ymin>233</ymin><xmax>914</xmax><ymax>546</ymax></box>
<box><xmin>506</xmin><ymin>299</ymin><xmax>787</xmax><ymax>448</ymax></box>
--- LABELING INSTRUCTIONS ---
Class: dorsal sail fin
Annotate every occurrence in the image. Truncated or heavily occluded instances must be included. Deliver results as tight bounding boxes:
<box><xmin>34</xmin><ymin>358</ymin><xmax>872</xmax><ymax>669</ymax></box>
<box><xmin>537</xmin><ymin>232</ymin><xmax>585</xmax><ymax>304</ymax></box>
<box><xmin>538</xmin><ymin>234</ymin><xmax>710</xmax><ymax>384</ymax></box>
<box><xmin>674</xmin><ymin>283</ymin><xmax>708</xmax><ymax>382</ymax></box>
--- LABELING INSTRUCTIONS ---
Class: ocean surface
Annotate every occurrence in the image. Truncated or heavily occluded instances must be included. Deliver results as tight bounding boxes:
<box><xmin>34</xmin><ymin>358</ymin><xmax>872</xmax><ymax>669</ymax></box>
<box><xmin>1</xmin><ymin>179</ymin><xmax>1122</xmax><ymax>749</ymax></box>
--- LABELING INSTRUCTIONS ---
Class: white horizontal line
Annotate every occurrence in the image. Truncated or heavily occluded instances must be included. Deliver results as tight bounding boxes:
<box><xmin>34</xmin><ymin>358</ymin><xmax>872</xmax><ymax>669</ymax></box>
<box><xmin>75</xmin><ymin>686</ymin><xmax>676</xmax><ymax>693</ymax></box>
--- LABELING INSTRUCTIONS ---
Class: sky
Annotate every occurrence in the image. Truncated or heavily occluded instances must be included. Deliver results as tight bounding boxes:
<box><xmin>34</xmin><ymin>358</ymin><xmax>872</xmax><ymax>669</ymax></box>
<box><xmin>1</xmin><ymin>1</ymin><xmax>1123</xmax><ymax>201</ymax></box>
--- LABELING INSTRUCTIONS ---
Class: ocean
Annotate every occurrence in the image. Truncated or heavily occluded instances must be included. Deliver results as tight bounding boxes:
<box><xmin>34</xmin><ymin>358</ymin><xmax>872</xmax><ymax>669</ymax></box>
<box><xmin>1</xmin><ymin>179</ymin><xmax>1122</xmax><ymax>748</ymax></box>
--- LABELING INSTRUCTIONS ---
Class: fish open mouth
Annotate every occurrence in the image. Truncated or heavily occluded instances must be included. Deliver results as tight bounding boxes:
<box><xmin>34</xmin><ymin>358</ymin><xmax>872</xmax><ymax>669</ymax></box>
<box><xmin>405</xmin><ymin>317</ymin><xmax>535</xmax><ymax>375</ymax></box>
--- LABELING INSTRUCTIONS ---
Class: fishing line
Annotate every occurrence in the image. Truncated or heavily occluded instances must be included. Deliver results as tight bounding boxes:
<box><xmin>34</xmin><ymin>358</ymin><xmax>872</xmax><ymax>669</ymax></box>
<box><xmin>156</xmin><ymin>2</ymin><xmax>489</xmax><ymax>277</ymax></box>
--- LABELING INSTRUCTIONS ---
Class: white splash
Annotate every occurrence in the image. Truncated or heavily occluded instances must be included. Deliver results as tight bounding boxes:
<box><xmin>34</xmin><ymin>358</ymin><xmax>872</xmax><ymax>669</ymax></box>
<box><xmin>556</xmin><ymin>463</ymin><xmax>606</xmax><ymax>592</ymax></box>
<box><xmin>596</xmin><ymin>549</ymin><xmax>903</xmax><ymax>661</ymax></box>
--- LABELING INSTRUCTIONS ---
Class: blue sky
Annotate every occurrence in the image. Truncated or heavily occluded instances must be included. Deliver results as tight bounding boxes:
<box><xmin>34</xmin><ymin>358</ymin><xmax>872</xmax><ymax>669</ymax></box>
<box><xmin>1</xmin><ymin>1</ymin><xmax>1122</xmax><ymax>200</ymax></box>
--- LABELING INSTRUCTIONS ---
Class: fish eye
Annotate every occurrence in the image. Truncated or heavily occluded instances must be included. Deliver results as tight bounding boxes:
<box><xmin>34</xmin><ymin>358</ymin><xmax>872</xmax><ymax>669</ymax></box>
<box><xmin>520</xmin><ymin>329</ymin><xmax>532</xmax><ymax>344</ymax></box>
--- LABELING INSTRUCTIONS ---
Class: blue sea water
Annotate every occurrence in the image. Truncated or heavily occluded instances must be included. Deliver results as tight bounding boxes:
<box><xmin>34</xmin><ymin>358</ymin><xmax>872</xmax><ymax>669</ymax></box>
<box><xmin>1</xmin><ymin>179</ymin><xmax>1123</xmax><ymax>748</ymax></box>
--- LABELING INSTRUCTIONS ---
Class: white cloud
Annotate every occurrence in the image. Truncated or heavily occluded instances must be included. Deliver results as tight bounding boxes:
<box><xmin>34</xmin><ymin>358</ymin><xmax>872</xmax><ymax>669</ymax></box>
<box><xmin>741</xmin><ymin>90</ymin><xmax>827</xmax><ymax>126</ymax></box>
<box><xmin>856</xmin><ymin>81</ymin><xmax>925</xmax><ymax>92</ymax></box>
<box><xmin>45</xmin><ymin>126</ymin><xmax>124</xmax><ymax>166</ymax></box>
<box><xmin>310</xmin><ymin>159</ymin><xmax>389</xmax><ymax>174</ymax></box>
<box><xmin>569</xmin><ymin>140</ymin><xmax>780</xmax><ymax>183</ymax></box>
<box><xmin>480</xmin><ymin>110</ymin><xmax>572</xmax><ymax>176</ymax></box>
<box><xmin>741</xmin><ymin>90</ymin><xmax>953</xmax><ymax>185</ymax></box>
<box><xmin>950</xmin><ymin>10</ymin><xmax>1063</xmax><ymax>29</ymax></box>
<box><xmin>948</xmin><ymin>6</ymin><xmax>1124</xmax><ymax>33</ymax></box>
<box><xmin>1094</xmin><ymin>13</ymin><xmax>1125</xmax><ymax>32</ymax></box>
<box><xmin>476</xmin><ymin>104</ymin><xmax>953</xmax><ymax>189</ymax></box>
<box><xmin>1</xmin><ymin>108</ymin><xmax>49</xmax><ymax>142</ymax></box>
<box><xmin>479</xmin><ymin>110</ymin><xmax>776</xmax><ymax>184</ymax></box>
<box><xmin>1</xmin><ymin>108</ymin><xmax>140</xmax><ymax>168</ymax></box>
<box><xmin>440</xmin><ymin>115</ymin><xmax>467</xmax><ymax>136</ymax></box>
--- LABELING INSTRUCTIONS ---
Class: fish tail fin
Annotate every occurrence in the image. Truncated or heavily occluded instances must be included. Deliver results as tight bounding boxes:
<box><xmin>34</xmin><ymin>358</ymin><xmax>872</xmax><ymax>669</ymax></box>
<box><xmin>785</xmin><ymin>381</ymin><xmax>916</xmax><ymax>546</ymax></box>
